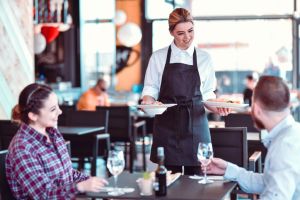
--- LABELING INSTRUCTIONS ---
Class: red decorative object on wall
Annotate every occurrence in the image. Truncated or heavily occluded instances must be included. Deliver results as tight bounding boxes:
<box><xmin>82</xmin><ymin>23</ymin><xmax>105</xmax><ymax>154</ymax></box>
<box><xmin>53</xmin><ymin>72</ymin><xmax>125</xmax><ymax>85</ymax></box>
<box><xmin>41</xmin><ymin>26</ymin><xmax>60</xmax><ymax>44</ymax></box>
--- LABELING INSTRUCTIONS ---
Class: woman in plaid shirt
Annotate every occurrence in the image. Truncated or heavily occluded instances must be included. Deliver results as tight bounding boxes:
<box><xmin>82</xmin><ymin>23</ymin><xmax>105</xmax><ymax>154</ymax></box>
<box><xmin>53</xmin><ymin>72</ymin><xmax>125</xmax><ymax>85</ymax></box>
<box><xmin>5</xmin><ymin>83</ymin><xmax>108</xmax><ymax>199</ymax></box>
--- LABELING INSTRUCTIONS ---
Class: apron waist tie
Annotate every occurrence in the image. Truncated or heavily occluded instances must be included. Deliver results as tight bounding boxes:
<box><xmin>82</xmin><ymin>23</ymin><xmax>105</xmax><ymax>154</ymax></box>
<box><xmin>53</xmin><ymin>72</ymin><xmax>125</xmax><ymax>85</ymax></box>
<box><xmin>176</xmin><ymin>100</ymin><xmax>193</xmax><ymax>148</ymax></box>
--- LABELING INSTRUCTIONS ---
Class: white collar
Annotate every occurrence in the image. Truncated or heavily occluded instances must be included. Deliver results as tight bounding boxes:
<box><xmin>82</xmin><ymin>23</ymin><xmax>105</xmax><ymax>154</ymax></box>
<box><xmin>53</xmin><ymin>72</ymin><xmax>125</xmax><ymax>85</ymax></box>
<box><xmin>262</xmin><ymin>115</ymin><xmax>295</xmax><ymax>148</ymax></box>
<box><xmin>171</xmin><ymin>41</ymin><xmax>194</xmax><ymax>57</ymax></box>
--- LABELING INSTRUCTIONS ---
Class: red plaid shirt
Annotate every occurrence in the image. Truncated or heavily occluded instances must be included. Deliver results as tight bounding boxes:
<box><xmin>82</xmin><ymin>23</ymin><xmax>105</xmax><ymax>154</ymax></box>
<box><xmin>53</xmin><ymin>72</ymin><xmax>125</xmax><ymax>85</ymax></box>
<box><xmin>5</xmin><ymin>123</ymin><xmax>89</xmax><ymax>199</ymax></box>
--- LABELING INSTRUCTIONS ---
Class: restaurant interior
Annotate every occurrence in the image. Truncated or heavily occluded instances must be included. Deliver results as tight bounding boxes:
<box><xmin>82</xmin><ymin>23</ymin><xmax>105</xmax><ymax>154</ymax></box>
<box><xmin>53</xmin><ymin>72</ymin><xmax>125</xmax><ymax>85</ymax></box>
<box><xmin>1</xmin><ymin>0</ymin><xmax>300</xmax><ymax>199</ymax></box>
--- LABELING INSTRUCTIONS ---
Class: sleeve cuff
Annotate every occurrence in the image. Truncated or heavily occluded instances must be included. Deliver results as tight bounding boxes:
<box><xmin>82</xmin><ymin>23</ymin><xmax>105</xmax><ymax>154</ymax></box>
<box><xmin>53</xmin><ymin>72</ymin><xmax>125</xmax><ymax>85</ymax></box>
<box><xmin>141</xmin><ymin>87</ymin><xmax>159</xmax><ymax>100</ymax></box>
<box><xmin>202</xmin><ymin>91</ymin><xmax>216</xmax><ymax>101</ymax></box>
<box><xmin>224</xmin><ymin>162</ymin><xmax>242</xmax><ymax>181</ymax></box>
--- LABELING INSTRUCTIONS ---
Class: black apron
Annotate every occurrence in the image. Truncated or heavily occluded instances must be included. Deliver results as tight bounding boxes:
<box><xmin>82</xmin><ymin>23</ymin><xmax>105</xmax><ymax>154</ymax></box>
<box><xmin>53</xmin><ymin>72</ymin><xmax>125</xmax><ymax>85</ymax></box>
<box><xmin>150</xmin><ymin>46</ymin><xmax>211</xmax><ymax>166</ymax></box>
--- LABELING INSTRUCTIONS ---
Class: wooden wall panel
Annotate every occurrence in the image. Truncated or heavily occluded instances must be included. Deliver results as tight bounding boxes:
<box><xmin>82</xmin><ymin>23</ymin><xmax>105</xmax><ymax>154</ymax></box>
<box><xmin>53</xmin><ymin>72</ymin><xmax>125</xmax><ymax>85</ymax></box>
<box><xmin>0</xmin><ymin>0</ymin><xmax>34</xmax><ymax>119</ymax></box>
<box><xmin>116</xmin><ymin>0</ymin><xmax>142</xmax><ymax>91</ymax></box>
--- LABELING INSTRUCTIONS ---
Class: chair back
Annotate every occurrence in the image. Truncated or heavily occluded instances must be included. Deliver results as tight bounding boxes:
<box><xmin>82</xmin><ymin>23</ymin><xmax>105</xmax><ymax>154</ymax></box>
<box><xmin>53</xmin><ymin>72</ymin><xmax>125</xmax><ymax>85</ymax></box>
<box><xmin>224</xmin><ymin>113</ymin><xmax>259</xmax><ymax>132</ymax></box>
<box><xmin>62</xmin><ymin>110</ymin><xmax>109</xmax><ymax>159</ymax></box>
<box><xmin>210</xmin><ymin>127</ymin><xmax>248</xmax><ymax>168</ymax></box>
<box><xmin>0</xmin><ymin>120</ymin><xmax>19</xmax><ymax>150</ymax></box>
<box><xmin>97</xmin><ymin>106</ymin><xmax>132</xmax><ymax>142</ymax></box>
<box><xmin>65</xmin><ymin>110</ymin><xmax>109</xmax><ymax>132</ymax></box>
<box><xmin>58</xmin><ymin>105</ymin><xmax>77</xmax><ymax>126</ymax></box>
<box><xmin>0</xmin><ymin>150</ymin><xmax>15</xmax><ymax>200</ymax></box>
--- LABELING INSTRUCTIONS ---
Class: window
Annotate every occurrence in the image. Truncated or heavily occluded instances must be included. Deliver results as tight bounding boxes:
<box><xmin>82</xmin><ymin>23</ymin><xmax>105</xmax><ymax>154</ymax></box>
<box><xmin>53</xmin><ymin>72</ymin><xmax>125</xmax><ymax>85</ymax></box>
<box><xmin>152</xmin><ymin>19</ymin><xmax>292</xmax><ymax>94</ymax></box>
<box><xmin>79</xmin><ymin>0</ymin><xmax>116</xmax><ymax>90</ymax></box>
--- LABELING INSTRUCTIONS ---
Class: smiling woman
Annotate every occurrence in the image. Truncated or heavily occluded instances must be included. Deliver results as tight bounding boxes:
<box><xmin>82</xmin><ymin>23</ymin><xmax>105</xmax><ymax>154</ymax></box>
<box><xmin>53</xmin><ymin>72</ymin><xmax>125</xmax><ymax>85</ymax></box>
<box><xmin>141</xmin><ymin>8</ymin><xmax>229</xmax><ymax>176</ymax></box>
<box><xmin>5</xmin><ymin>83</ymin><xmax>108</xmax><ymax>199</ymax></box>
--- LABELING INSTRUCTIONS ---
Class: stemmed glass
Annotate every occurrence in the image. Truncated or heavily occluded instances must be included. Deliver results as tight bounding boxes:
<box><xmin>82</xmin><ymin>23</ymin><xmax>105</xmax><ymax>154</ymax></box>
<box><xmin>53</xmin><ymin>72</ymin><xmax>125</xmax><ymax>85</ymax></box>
<box><xmin>107</xmin><ymin>150</ymin><xmax>125</xmax><ymax>196</ymax></box>
<box><xmin>197</xmin><ymin>142</ymin><xmax>214</xmax><ymax>184</ymax></box>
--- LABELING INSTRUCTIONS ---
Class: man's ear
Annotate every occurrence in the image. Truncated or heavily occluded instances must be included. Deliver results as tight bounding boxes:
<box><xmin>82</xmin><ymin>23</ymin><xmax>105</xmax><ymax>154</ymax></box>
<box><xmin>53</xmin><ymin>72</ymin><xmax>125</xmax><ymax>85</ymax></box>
<box><xmin>28</xmin><ymin>112</ymin><xmax>38</xmax><ymax>122</ymax></box>
<box><xmin>254</xmin><ymin>102</ymin><xmax>263</xmax><ymax>118</ymax></box>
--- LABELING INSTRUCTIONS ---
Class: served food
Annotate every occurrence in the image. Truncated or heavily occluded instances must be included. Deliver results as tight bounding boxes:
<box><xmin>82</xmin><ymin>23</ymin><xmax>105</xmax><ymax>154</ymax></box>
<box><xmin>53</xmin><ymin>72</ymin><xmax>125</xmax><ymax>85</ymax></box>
<box><xmin>208</xmin><ymin>98</ymin><xmax>241</xmax><ymax>104</ymax></box>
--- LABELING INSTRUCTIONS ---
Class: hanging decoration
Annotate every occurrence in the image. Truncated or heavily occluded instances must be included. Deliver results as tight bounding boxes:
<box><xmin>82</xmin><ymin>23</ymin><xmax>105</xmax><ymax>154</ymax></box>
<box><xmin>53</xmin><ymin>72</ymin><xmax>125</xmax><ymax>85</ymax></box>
<box><xmin>33</xmin><ymin>0</ymin><xmax>72</xmax><ymax>50</ymax></box>
<box><xmin>117</xmin><ymin>22</ymin><xmax>142</xmax><ymax>47</ymax></box>
<box><xmin>115</xmin><ymin>10</ymin><xmax>127</xmax><ymax>26</ymax></box>
<box><xmin>41</xmin><ymin>26</ymin><xmax>60</xmax><ymax>44</ymax></box>
<box><xmin>34</xmin><ymin>33</ymin><xmax>46</xmax><ymax>54</ymax></box>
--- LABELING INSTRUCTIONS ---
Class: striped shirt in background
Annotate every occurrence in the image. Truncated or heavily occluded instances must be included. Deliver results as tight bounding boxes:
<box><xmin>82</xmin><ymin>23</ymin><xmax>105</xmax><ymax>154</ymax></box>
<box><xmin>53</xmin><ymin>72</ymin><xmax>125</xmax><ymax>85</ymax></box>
<box><xmin>5</xmin><ymin>123</ymin><xmax>89</xmax><ymax>199</ymax></box>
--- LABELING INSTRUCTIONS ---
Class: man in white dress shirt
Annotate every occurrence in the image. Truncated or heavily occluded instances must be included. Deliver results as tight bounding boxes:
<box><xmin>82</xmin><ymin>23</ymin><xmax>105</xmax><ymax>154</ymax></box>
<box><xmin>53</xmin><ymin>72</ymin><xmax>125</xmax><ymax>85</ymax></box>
<box><xmin>206</xmin><ymin>76</ymin><xmax>300</xmax><ymax>199</ymax></box>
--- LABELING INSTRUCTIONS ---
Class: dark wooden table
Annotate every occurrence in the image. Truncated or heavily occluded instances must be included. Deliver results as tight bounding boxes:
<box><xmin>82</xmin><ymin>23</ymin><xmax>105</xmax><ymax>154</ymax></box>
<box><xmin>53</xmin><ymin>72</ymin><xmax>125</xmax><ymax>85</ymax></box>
<box><xmin>58</xmin><ymin>126</ymin><xmax>105</xmax><ymax>136</ymax></box>
<box><xmin>58</xmin><ymin>126</ymin><xmax>106</xmax><ymax>175</ymax></box>
<box><xmin>78</xmin><ymin>171</ymin><xmax>237</xmax><ymax>200</ymax></box>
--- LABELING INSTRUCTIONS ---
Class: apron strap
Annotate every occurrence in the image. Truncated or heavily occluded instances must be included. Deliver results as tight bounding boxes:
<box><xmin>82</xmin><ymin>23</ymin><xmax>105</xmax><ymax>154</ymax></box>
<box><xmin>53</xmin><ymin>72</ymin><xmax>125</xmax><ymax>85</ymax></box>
<box><xmin>176</xmin><ymin>100</ymin><xmax>193</xmax><ymax>148</ymax></box>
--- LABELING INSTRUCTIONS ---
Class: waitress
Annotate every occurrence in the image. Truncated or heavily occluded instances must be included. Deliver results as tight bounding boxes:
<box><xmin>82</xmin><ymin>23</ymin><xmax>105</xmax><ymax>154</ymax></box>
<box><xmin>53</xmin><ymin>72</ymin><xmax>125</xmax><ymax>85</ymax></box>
<box><xmin>141</xmin><ymin>8</ymin><xmax>229</xmax><ymax>175</ymax></box>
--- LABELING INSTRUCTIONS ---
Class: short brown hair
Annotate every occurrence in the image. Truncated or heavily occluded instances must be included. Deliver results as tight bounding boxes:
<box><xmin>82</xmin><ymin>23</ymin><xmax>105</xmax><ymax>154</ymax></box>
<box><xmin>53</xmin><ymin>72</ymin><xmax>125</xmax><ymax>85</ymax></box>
<box><xmin>253</xmin><ymin>76</ymin><xmax>290</xmax><ymax>111</ymax></box>
<box><xmin>168</xmin><ymin>8</ymin><xmax>193</xmax><ymax>32</ymax></box>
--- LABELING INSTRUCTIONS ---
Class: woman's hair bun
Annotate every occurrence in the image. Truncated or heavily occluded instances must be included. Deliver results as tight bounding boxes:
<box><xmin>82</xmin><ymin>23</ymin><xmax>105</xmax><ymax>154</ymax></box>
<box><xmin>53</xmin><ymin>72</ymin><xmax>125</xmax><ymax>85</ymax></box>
<box><xmin>11</xmin><ymin>104</ymin><xmax>22</xmax><ymax>124</ymax></box>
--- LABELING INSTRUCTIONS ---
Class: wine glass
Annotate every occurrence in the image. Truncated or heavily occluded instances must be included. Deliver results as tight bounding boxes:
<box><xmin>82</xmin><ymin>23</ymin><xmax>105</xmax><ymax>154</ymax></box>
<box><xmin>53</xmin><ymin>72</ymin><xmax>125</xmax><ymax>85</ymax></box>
<box><xmin>197</xmin><ymin>142</ymin><xmax>214</xmax><ymax>184</ymax></box>
<box><xmin>107</xmin><ymin>150</ymin><xmax>125</xmax><ymax>196</ymax></box>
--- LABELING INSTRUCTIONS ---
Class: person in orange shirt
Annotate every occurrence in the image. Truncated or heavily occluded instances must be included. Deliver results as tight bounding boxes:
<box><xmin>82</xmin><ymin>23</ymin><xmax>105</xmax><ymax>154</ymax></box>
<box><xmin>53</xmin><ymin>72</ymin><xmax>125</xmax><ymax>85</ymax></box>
<box><xmin>77</xmin><ymin>79</ymin><xmax>110</xmax><ymax>111</ymax></box>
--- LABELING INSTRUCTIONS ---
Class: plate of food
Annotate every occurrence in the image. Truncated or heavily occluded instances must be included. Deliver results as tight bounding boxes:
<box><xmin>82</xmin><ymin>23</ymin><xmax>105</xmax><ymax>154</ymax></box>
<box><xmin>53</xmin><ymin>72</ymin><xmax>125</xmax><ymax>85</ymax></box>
<box><xmin>136</xmin><ymin>104</ymin><xmax>177</xmax><ymax>115</ymax></box>
<box><xmin>203</xmin><ymin>100</ymin><xmax>249</xmax><ymax>111</ymax></box>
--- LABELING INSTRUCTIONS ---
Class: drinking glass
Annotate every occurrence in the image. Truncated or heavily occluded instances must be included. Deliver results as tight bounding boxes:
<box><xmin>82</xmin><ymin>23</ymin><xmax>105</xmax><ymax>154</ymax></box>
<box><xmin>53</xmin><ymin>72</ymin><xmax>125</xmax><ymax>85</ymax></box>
<box><xmin>107</xmin><ymin>150</ymin><xmax>125</xmax><ymax>196</ymax></box>
<box><xmin>197</xmin><ymin>142</ymin><xmax>214</xmax><ymax>184</ymax></box>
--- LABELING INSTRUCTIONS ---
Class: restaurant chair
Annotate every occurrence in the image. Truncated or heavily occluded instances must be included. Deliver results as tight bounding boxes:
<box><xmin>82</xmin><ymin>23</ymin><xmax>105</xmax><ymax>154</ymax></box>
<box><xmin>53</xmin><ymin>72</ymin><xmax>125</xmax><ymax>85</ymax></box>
<box><xmin>224</xmin><ymin>113</ymin><xmax>267</xmax><ymax>163</ymax></box>
<box><xmin>210</xmin><ymin>127</ymin><xmax>262</xmax><ymax>200</ymax></box>
<box><xmin>0</xmin><ymin>120</ymin><xmax>19</xmax><ymax>150</ymax></box>
<box><xmin>61</xmin><ymin>110</ymin><xmax>110</xmax><ymax>176</ymax></box>
<box><xmin>58</xmin><ymin>105</ymin><xmax>77</xmax><ymax>126</ymax></box>
<box><xmin>224</xmin><ymin>113</ymin><xmax>259</xmax><ymax>132</ymax></box>
<box><xmin>97</xmin><ymin>106</ymin><xmax>147</xmax><ymax>172</ymax></box>
<box><xmin>0</xmin><ymin>150</ymin><xmax>16</xmax><ymax>200</ymax></box>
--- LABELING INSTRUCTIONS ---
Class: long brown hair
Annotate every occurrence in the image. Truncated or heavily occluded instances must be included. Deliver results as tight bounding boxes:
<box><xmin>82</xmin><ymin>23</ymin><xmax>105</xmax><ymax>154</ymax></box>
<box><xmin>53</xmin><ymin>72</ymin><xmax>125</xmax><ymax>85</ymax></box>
<box><xmin>168</xmin><ymin>8</ymin><xmax>193</xmax><ymax>32</ymax></box>
<box><xmin>12</xmin><ymin>83</ymin><xmax>53</xmax><ymax>124</ymax></box>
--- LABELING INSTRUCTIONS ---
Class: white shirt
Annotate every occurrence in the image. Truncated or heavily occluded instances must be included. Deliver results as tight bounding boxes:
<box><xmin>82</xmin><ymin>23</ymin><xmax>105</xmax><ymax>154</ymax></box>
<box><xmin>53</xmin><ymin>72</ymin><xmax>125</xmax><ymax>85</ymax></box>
<box><xmin>142</xmin><ymin>42</ymin><xmax>216</xmax><ymax>100</ymax></box>
<box><xmin>224</xmin><ymin>115</ymin><xmax>300</xmax><ymax>200</ymax></box>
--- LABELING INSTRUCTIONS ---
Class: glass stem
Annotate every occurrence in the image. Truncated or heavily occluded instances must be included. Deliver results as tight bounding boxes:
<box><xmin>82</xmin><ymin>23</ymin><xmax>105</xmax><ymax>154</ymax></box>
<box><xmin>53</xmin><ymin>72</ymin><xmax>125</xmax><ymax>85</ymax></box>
<box><xmin>204</xmin><ymin>166</ymin><xmax>208</xmax><ymax>183</ymax></box>
<box><xmin>114</xmin><ymin>175</ymin><xmax>118</xmax><ymax>190</ymax></box>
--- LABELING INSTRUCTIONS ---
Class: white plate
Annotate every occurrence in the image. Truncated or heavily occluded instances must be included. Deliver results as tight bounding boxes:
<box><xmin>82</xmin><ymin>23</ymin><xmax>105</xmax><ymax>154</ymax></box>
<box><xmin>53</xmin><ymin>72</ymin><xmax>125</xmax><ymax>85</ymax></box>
<box><xmin>136</xmin><ymin>104</ymin><xmax>177</xmax><ymax>115</ymax></box>
<box><xmin>189</xmin><ymin>175</ymin><xmax>224</xmax><ymax>181</ymax></box>
<box><xmin>203</xmin><ymin>101</ymin><xmax>249</xmax><ymax>111</ymax></box>
<box><xmin>136</xmin><ymin>104</ymin><xmax>177</xmax><ymax>109</ymax></box>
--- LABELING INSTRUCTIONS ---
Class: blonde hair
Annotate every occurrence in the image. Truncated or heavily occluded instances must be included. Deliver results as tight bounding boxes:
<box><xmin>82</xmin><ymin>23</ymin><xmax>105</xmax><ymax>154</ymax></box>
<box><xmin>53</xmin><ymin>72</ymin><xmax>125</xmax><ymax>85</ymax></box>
<box><xmin>168</xmin><ymin>8</ymin><xmax>193</xmax><ymax>32</ymax></box>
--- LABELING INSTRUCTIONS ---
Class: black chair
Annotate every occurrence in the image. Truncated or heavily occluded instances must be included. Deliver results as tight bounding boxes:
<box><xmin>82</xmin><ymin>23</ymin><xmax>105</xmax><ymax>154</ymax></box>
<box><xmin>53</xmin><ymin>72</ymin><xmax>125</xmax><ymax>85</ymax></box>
<box><xmin>210</xmin><ymin>127</ymin><xmax>262</xmax><ymax>200</ymax></box>
<box><xmin>224</xmin><ymin>113</ymin><xmax>259</xmax><ymax>133</ymax></box>
<box><xmin>224</xmin><ymin>113</ymin><xmax>267</xmax><ymax>163</ymax></box>
<box><xmin>61</xmin><ymin>110</ymin><xmax>110</xmax><ymax>176</ymax></box>
<box><xmin>58</xmin><ymin>105</ymin><xmax>77</xmax><ymax>126</ymax></box>
<box><xmin>97</xmin><ymin>106</ymin><xmax>147</xmax><ymax>172</ymax></box>
<box><xmin>0</xmin><ymin>150</ymin><xmax>16</xmax><ymax>200</ymax></box>
<box><xmin>0</xmin><ymin>120</ymin><xmax>19</xmax><ymax>150</ymax></box>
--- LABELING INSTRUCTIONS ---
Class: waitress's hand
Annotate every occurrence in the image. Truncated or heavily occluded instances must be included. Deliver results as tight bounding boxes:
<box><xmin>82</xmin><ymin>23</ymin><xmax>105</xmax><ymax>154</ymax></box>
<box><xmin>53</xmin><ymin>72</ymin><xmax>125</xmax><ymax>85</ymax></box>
<box><xmin>216</xmin><ymin>107</ymin><xmax>231</xmax><ymax>116</ymax></box>
<box><xmin>141</xmin><ymin>95</ymin><xmax>162</xmax><ymax>105</ymax></box>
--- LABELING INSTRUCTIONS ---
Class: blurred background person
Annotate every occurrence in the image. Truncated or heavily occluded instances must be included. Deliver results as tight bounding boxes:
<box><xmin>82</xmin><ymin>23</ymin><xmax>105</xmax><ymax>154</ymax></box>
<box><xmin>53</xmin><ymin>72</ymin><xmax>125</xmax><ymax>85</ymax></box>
<box><xmin>263</xmin><ymin>57</ymin><xmax>280</xmax><ymax>77</ymax></box>
<box><xmin>77</xmin><ymin>78</ymin><xmax>110</xmax><ymax>111</ymax></box>
<box><xmin>243</xmin><ymin>74</ymin><xmax>258</xmax><ymax>106</ymax></box>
